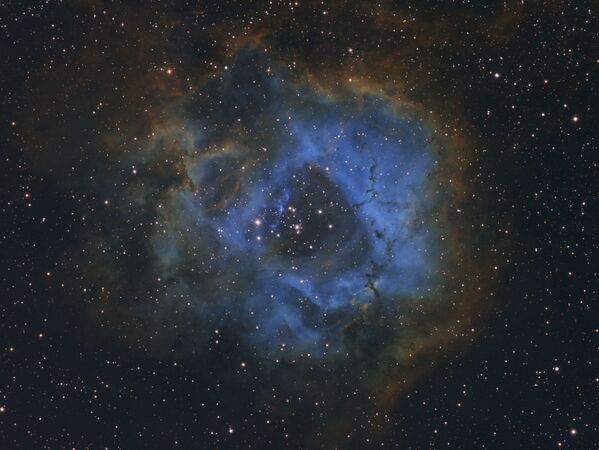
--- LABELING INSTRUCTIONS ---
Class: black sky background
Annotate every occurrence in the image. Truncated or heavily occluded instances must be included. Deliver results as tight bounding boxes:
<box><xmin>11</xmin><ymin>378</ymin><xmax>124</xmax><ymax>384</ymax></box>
<box><xmin>1</xmin><ymin>1</ymin><xmax>597</xmax><ymax>448</ymax></box>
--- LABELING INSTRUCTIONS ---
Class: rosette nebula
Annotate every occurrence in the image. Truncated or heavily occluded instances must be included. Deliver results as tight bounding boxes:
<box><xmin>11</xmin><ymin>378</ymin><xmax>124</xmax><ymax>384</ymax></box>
<box><xmin>147</xmin><ymin>50</ymin><xmax>442</xmax><ymax>357</ymax></box>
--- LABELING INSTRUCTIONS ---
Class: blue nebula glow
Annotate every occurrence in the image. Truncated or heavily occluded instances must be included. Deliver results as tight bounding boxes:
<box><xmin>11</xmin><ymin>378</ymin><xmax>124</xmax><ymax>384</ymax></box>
<box><xmin>154</xmin><ymin>49</ymin><xmax>441</xmax><ymax>356</ymax></box>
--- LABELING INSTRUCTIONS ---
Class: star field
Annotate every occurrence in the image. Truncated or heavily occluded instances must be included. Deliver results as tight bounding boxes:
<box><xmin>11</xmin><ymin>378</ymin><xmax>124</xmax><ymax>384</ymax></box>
<box><xmin>1</xmin><ymin>1</ymin><xmax>597</xmax><ymax>449</ymax></box>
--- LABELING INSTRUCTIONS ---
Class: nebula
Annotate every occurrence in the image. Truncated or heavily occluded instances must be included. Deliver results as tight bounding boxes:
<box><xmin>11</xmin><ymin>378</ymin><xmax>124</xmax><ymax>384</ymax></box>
<box><xmin>134</xmin><ymin>48</ymin><xmax>444</xmax><ymax>358</ymax></box>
